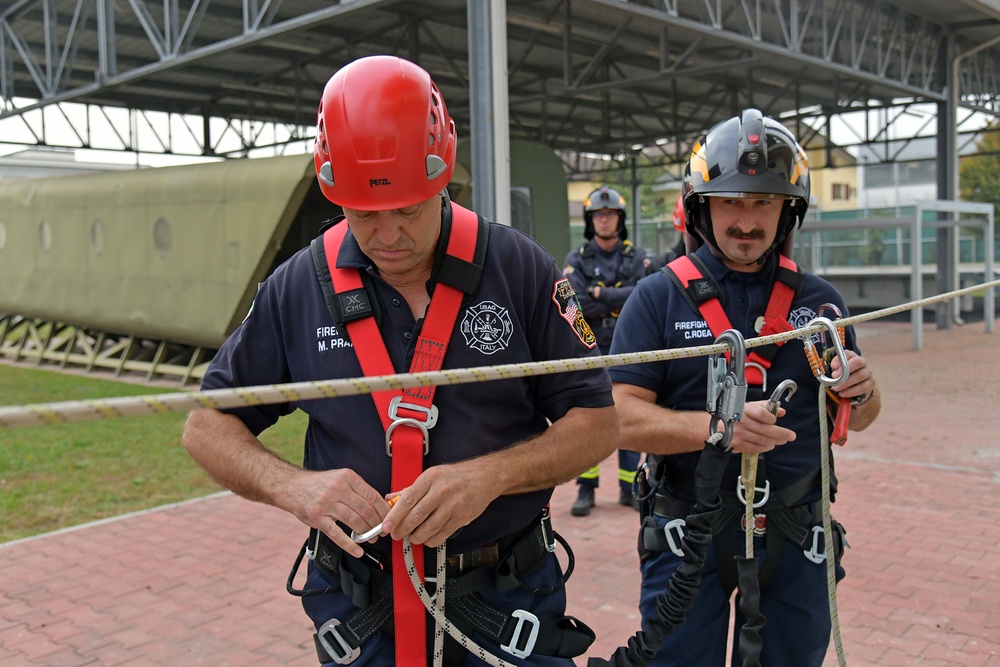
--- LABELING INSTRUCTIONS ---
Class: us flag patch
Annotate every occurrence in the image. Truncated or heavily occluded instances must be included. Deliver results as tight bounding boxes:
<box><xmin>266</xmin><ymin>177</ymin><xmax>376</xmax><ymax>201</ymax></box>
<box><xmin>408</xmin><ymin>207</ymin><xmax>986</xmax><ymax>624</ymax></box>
<box><xmin>552</xmin><ymin>278</ymin><xmax>596</xmax><ymax>348</ymax></box>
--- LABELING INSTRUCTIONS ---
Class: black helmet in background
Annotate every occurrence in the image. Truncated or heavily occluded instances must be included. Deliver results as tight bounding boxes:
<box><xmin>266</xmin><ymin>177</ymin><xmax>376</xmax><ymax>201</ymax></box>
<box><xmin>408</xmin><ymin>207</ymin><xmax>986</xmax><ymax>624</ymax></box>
<box><xmin>583</xmin><ymin>185</ymin><xmax>628</xmax><ymax>240</ymax></box>
<box><xmin>682</xmin><ymin>108</ymin><xmax>810</xmax><ymax>259</ymax></box>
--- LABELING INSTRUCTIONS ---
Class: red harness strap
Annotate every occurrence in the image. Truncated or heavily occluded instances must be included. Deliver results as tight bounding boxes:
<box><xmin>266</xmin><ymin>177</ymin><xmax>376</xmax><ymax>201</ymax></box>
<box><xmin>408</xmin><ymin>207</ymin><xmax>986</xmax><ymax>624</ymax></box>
<box><xmin>667</xmin><ymin>254</ymin><xmax>800</xmax><ymax>387</ymax></box>
<box><xmin>322</xmin><ymin>204</ymin><xmax>479</xmax><ymax>666</ymax></box>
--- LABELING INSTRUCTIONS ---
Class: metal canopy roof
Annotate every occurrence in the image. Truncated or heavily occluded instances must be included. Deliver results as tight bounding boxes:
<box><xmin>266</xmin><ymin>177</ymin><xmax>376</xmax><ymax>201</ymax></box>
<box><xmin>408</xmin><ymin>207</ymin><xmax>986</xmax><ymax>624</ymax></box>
<box><xmin>1</xmin><ymin>0</ymin><xmax>999</xmax><ymax>173</ymax></box>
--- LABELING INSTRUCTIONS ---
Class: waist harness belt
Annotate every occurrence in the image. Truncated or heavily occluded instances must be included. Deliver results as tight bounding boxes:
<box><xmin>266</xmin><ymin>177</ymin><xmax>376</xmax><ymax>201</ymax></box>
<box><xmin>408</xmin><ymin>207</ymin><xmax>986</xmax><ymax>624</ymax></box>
<box><xmin>287</xmin><ymin>510</ymin><xmax>593</xmax><ymax>665</ymax></box>
<box><xmin>640</xmin><ymin>463</ymin><xmax>846</xmax><ymax>593</ymax></box>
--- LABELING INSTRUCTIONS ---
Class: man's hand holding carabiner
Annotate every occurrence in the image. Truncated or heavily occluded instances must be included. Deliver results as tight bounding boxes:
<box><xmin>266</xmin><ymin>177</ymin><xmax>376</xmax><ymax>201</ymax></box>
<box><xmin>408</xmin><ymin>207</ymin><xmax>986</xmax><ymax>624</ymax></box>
<box><xmin>725</xmin><ymin>400</ymin><xmax>797</xmax><ymax>455</ymax></box>
<box><xmin>827</xmin><ymin>350</ymin><xmax>881</xmax><ymax>430</ymax></box>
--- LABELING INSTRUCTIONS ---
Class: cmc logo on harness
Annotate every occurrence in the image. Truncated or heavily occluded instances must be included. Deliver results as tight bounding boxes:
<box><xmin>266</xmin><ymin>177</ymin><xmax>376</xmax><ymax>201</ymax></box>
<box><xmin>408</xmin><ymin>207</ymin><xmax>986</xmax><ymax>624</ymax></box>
<box><xmin>336</xmin><ymin>289</ymin><xmax>373</xmax><ymax>322</ymax></box>
<box><xmin>369</xmin><ymin>178</ymin><xmax>392</xmax><ymax>188</ymax></box>
<box><xmin>342</xmin><ymin>294</ymin><xmax>365</xmax><ymax>314</ymax></box>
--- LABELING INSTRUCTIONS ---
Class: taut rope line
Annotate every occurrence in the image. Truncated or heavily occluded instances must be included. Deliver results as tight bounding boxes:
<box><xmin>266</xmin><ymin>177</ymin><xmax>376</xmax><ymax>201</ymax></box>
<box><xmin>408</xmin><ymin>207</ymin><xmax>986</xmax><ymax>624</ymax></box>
<box><xmin>1</xmin><ymin>278</ymin><xmax>997</xmax><ymax>431</ymax></box>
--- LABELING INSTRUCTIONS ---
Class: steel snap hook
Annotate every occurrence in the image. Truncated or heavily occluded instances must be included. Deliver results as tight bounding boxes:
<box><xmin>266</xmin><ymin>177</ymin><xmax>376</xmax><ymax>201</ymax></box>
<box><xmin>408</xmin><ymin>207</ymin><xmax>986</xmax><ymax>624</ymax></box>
<box><xmin>766</xmin><ymin>379</ymin><xmax>798</xmax><ymax>415</ymax></box>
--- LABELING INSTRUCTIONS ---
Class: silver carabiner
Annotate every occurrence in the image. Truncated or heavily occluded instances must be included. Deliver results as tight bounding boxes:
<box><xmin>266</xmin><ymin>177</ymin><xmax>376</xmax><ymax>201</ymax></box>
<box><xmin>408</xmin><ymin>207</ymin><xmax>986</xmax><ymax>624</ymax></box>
<box><xmin>706</xmin><ymin>329</ymin><xmax>748</xmax><ymax>452</ymax></box>
<box><xmin>803</xmin><ymin>317</ymin><xmax>850</xmax><ymax>388</ymax></box>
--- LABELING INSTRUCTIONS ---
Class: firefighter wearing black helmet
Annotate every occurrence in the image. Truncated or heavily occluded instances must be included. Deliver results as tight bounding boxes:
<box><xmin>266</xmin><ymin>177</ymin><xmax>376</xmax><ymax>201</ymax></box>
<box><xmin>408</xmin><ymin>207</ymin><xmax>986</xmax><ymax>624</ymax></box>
<box><xmin>563</xmin><ymin>185</ymin><xmax>651</xmax><ymax>516</ymax></box>
<box><xmin>609</xmin><ymin>109</ymin><xmax>882</xmax><ymax>666</ymax></box>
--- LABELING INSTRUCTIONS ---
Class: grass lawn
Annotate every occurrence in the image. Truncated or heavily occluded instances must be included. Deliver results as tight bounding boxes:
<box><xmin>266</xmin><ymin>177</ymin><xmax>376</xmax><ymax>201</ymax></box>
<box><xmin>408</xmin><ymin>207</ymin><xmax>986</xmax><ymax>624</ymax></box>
<box><xmin>0</xmin><ymin>363</ymin><xmax>308</xmax><ymax>543</ymax></box>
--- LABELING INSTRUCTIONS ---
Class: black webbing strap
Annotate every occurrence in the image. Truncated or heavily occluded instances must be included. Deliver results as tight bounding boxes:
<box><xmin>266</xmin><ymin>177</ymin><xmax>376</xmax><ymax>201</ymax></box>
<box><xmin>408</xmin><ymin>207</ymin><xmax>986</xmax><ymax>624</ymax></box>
<box><xmin>660</xmin><ymin>253</ymin><xmax>723</xmax><ymax>317</ymax></box>
<box><xmin>735</xmin><ymin>555</ymin><xmax>765</xmax><ymax>667</ymax></box>
<box><xmin>715</xmin><ymin>465</ymin><xmax>820</xmax><ymax>596</ymax></box>
<box><xmin>447</xmin><ymin>593</ymin><xmax>596</xmax><ymax>659</ymax></box>
<box><xmin>313</xmin><ymin>588</ymin><xmax>393</xmax><ymax>665</ymax></box>
<box><xmin>297</xmin><ymin>515</ymin><xmax>594</xmax><ymax>665</ymax></box>
<box><xmin>588</xmin><ymin>440</ymin><xmax>731</xmax><ymax>667</ymax></box>
<box><xmin>311</xmin><ymin>569</ymin><xmax>595</xmax><ymax>665</ymax></box>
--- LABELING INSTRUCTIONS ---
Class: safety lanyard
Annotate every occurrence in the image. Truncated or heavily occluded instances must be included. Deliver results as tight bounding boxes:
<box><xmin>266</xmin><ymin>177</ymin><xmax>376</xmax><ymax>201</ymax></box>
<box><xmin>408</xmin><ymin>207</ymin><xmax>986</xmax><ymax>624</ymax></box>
<box><xmin>667</xmin><ymin>253</ymin><xmax>801</xmax><ymax>387</ymax></box>
<box><xmin>322</xmin><ymin>204</ymin><xmax>479</xmax><ymax>666</ymax></box>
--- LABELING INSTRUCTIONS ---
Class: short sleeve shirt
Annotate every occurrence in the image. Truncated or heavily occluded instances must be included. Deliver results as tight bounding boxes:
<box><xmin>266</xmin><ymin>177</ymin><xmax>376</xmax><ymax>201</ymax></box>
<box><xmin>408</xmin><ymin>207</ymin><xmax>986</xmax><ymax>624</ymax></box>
<box><xmin>203</xmin><ymin>205</ymin><xmax>613</xmax><ymax>552</ymax></box>
<box><xmin>609</xmin><ymin>244</ymin><xmax>859</xmax><ymax>499</ymax></box>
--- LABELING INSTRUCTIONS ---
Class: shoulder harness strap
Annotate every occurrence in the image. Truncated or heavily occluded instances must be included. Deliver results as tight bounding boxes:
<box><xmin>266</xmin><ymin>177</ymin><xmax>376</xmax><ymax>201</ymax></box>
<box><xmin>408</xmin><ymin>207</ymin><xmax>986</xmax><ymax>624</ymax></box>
<box><xmin>310</xmin><ymin>203</ymin><xmax>485</xmax><ymax>663</ymax></box>
<box><xmin>311</xmin><ymin>207</ymin><xmax>489</xmax><ymax>328</ymax></box>
<box><xmin>577</xmin><ymin>242</ymin><xmax>599</xmax><ymax>284</ymax></box>
<box><xmin>661</xmin><ymin>253</ymin><xmax>726</xmax><ymax>319</ymax></box>
<box><xmin>618</xmin><ymin>240</ymin><xmax>635</xmax><ymax>280</ymax></box>
<box><xmin>661</xmin><ymin>253</ymin><xmax>803</xmax><ymax>387</ymax></box>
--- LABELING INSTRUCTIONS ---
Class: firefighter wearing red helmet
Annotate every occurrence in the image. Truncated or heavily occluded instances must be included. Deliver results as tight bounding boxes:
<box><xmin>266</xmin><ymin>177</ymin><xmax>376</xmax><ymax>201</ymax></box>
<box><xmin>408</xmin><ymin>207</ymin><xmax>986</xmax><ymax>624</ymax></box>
<box><xmin>672</xmin><ymin>192</ymin><xmax>686</xmax><ymax>235</ymax></box>
<box><xmin>645</xmin><ymin>193</ymin><xmax>693</xmax><ymax>275</ymax></box>
<box><xmin>609</xmin><ymin>109</ymin><xmax>881</xmax><ymax>666</ymax></box>
<box><xmin>563</xmin><ymin>185</ymin><xmax>650</xmax><ymax>515</ymax></box>
<box><xmin>184</xmin><ymin>55</ymin><xmax>616</xmax><ymax>667</ymax></box>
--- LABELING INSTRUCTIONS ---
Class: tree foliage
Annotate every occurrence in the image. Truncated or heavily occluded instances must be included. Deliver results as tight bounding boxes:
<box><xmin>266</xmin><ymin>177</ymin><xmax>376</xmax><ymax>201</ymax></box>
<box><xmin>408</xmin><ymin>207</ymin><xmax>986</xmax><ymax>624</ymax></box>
<box><xmin>959</xmin><ymin>120</ymin><xmax>1000</xmax><ymax>219</ymax></box>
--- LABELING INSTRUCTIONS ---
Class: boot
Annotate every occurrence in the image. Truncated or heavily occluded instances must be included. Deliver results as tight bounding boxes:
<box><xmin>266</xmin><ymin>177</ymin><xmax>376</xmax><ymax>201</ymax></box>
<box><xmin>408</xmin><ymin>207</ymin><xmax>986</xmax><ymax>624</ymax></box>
<box><xmin>571</xmin><ymin>486</ymin><xmax>596</xmax><ymax>516</ymax></box>
<box><xmin>619</xmin><ymin>488</ymin><xmax>640</xmax><ymax>511</ymax></box>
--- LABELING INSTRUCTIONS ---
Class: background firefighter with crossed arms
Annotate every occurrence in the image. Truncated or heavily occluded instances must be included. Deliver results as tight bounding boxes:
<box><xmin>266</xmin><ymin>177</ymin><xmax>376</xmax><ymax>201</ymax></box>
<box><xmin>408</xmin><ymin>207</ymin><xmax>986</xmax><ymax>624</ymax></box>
<box><xmin>608</xmin><ymin>109</ymin><xmax>882</xmax><ymax>666</ymax></box>
<box><xmin>563</xmin><ymin>185</ymin><xmax>651</xmax><ymax>516</ymax></box>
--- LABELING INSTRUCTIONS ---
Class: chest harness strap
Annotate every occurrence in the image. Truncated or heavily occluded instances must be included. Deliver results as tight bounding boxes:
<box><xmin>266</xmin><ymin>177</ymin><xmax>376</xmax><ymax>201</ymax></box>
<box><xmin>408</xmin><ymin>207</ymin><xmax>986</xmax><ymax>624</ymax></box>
<box><xmin>323</xmin><ymin>202</ymin><xmax>482</xmax><ymax>666</ymax></box>
<box><xmin>662</xmin><ymin>252</ymin><xmax>803</xmax><ymax>394</ymax></box>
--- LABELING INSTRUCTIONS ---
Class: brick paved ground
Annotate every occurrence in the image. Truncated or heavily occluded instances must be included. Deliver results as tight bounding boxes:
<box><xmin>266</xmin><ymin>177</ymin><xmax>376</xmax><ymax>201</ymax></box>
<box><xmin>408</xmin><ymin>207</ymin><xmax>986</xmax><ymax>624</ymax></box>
<box><xmin>1</xmin><ymin>319</ymin><xmax>998</xmax><ymax>666</ymax></box>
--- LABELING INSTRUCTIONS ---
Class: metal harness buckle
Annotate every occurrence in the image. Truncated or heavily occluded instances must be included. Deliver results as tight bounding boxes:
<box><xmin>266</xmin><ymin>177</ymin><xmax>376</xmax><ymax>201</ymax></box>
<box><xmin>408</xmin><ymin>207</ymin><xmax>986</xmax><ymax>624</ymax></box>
<box><xmin>388</xmin><ymin>395</ymin><xmax>438</xmax><ymax>428</ymax></box>
<box><xmin>501</xmin><ymin>609</ymin><xmax>540</xmax><ymax>659</ymax></box>
<box><xmin>384</xmin><ymin>417</ymin><xmax>430</xmax><ymax>456</ymax></box>
<box><xmin>317</xmin><ymin>618</ymin><xmax>360</xmax><ymax>665</ymax></box>
<box><xmin>803</xmin><ymin>525</ymin><xmax>827</xmax><ymax>564</ymax></box>
<box><xmin>663</xmin><ymin>518</ymin><xmax>687</xmax><ymax>558</ymax></box>
<box><xmin>736</xmin><ymin>477</ymin><xmax>770</xmax><ymax>508</ymax></box>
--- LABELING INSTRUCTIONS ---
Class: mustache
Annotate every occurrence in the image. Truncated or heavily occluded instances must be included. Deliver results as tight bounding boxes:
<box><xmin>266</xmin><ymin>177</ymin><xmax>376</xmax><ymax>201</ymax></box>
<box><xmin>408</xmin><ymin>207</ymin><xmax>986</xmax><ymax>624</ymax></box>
<box><xmin>369</xmin><ymin>243</ymin><xmax>413</xmax><ymax>252</ymax></box>
<box><xmin>725</xmin><ymin>228</ymin><xmax>765</xmax><ymax>240</ymax></box>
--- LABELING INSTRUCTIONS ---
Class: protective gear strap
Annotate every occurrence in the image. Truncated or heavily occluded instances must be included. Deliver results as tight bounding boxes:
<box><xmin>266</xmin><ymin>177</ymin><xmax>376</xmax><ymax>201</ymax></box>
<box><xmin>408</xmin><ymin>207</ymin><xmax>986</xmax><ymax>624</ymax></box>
<box><xmin>322</xmin><ymin>203</ymin><xmax>481</xmax><ymax>666</ymax></box>
<box><xmin>663</xmin><ymin>253</ymin><xmax>801</xmax><ymax>386</ymax></box>
<box><xmin>578</xmin><ymin>240</ymin><xmax>636</xmax><ymax>287</ymax></box>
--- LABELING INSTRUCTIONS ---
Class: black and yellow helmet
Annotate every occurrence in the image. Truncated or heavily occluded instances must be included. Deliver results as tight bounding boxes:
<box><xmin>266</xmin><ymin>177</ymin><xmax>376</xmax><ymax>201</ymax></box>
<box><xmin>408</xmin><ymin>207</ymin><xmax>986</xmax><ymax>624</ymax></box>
<box><xmin>682</xmin><ymin>108</ymin><xmax>810</xmax><ymax>257</ymax></box>
<box><xmin>583</xmin><ymin>185</ymin><xmax>628</xmax><ymax>240</ymax></box>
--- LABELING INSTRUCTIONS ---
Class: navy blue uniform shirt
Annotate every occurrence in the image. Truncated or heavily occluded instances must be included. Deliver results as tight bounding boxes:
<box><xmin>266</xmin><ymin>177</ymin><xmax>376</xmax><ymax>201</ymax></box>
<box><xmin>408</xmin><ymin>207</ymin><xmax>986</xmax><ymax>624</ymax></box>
<box><xmin>609</xmin><ymin>244</ymin><xmax>859</xmax><ymax>500</ymax></box>
<box><xmin>563</xmin><ymin>239</ymin><xmax>649</xmax><ymax>351</ymax></box>
<box><xmin>203</xmin><ymin>204</ymin><xmax>613</xmax><ymax>553</ymax></box>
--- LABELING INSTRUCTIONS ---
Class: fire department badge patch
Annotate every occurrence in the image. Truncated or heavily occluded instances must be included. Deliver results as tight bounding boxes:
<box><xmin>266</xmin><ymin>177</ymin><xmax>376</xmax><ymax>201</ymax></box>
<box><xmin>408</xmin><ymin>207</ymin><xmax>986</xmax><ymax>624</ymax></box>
<box><xmin>552</xmin><ymin>278</ymin><xmax>597</xmax><ymax>348</ymax></box>
<box><xmin>789</xmin><ymin>306</ymin><xmax>820</xmax><ymax>344</ymax></box>
<box><xmin>461</xmin><ymin>301</ymin><xmax>514</xmax><ymax>354</ymax></box>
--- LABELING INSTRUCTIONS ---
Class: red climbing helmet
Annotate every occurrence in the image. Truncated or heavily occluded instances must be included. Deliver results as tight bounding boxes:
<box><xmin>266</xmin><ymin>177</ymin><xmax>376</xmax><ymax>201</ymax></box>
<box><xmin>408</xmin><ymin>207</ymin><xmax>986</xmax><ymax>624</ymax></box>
<box><xmin>313</xmin><ymin>55</ymin><xmax>457</xmax><ymax>210</ymax></box>
<box><xmin>672</xmin><ymin>193</ymin><xmax>686</xmax><ymax>234</ymax></box>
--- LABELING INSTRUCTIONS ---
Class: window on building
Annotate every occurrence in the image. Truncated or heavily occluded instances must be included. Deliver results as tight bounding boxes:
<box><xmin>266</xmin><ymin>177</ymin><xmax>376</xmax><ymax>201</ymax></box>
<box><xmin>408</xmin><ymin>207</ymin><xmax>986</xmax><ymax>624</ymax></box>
<box><xmin>865</xmin><ymin>164</ymin><xmax>894</xmax><ymax>188</ymax></box>
<box><xmin>831</xmin><ymin>183</ymin><xmax>853</xmax><ymax>201</ymax></box>
<box><xmin>898</xmin><ymin>160</ymin><xmax>936</xmax><ymax>186</ymax></box>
